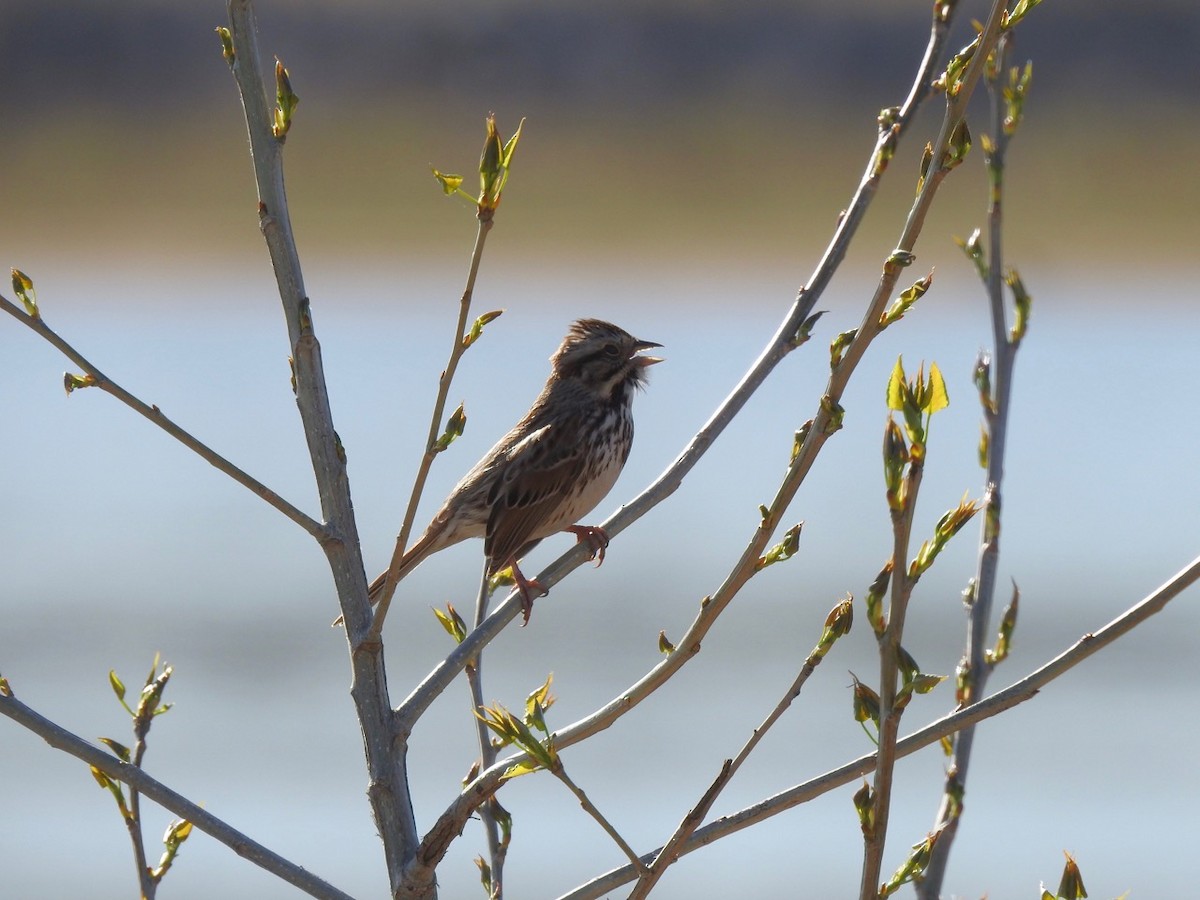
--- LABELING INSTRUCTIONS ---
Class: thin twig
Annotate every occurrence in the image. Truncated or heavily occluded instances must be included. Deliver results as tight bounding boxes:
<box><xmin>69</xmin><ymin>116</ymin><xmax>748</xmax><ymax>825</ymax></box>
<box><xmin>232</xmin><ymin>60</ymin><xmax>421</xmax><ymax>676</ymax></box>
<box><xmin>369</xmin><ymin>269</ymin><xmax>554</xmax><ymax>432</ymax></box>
<box><xmin>554</xmin><ymin>552</ymin><xmax>1200</xmax><ymax>900</ymax></box>
<box><xmin>630</xmin><ymin>608</ymin><xmax>841</xmax><ymax>899</ymax></box>
<box><xmin>552</xmin><ymin>766</ymin><xmax>647</xmax><ymax>875</ymax></box>
<box><xmin>0</xmin><ymin>294</ymin><xmax>326</xmax><ymax>542</ymax></box>
<box><xmin>0</xmin><ymin>686</ymin><xmax>354</xmax><ymax>900</ymax></box>
<box><xmin>223</xmin><ymin>3</ymin><xmax>420</xmax><ymax>895</ymax></box>
<box><xmin>858</xmin><ymin>460</ymin><xmax>923</xmax><ymax>898</ymax></box>
<box><xmin>918</xmin><ymin>31</ymin><xmax>1024</xmax><ymax>895</ymax></box>
<box><xmin>370</xmin><ymin>215</ymin><xmax>494</xmax><ymax>640</ymax></box>
<box><xmin>466</xmin><ymin>564</ymin><xmax>506</xmax><ymax>896</ymax></box>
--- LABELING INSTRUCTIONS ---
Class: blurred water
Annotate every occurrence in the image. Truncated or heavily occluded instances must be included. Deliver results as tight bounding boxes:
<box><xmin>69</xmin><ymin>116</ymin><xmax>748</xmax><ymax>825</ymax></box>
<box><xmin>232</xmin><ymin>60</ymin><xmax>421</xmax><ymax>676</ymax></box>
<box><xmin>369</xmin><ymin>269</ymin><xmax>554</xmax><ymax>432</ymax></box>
<box><xmin>2</xmin><ymin>260</ymin><xmax>1197</xmax><ymax>899</ymax></box>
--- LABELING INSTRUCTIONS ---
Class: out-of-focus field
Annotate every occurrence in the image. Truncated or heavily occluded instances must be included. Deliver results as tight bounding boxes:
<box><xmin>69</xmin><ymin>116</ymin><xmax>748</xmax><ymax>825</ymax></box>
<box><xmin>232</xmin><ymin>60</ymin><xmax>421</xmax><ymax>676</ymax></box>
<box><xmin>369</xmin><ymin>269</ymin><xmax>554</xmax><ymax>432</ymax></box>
<box><xmin>8</xmin><ymin>98</ymin><xmax>1199</xmax><ymax>273</ymax></box>
<box><xmin>3</xmin><ymin>4</ymin><xmax>1200</xmax><ymax>900</ymax></box>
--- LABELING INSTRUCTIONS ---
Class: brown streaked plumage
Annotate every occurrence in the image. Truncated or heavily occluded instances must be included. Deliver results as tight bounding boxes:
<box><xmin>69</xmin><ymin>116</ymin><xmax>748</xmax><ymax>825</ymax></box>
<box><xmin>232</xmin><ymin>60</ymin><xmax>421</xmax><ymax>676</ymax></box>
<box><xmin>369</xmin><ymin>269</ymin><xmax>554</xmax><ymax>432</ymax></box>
<box><xmin>370</xmin><ymin>318</ymin><xmax>661</xmax><ymax>624</ymax></box>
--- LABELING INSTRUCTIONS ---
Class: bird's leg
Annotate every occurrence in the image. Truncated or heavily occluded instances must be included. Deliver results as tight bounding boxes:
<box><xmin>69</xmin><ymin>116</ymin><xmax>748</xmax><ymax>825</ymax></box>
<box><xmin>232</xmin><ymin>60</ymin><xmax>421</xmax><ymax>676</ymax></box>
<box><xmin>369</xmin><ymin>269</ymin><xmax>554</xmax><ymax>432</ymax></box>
<box><xmin>565</xmin><ymin>524</ymin><xmax>610</xmax><ymax>567</ymax></box>
<box><xmin>509</xmin><ymin>561</ymin><xmax>547</xmax><ymax>626</ymax></box>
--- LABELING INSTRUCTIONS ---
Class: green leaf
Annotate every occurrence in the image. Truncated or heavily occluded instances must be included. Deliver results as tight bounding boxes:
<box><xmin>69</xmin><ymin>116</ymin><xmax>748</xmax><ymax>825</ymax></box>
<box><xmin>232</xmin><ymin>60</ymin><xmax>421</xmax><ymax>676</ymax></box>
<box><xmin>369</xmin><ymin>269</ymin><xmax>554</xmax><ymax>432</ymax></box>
<box><xmin>658</xmin><ymin>630</ymin><xmax>675</xmax><ymax>655</ymax></box>
<box><xmin>864</xmin><ymin>563</ymin><xmax>891</xmax><ymax>637</ymax></box>
<box><xmin>828</xmin><ymin>328</ymin><xmax>857</xmax><ymax>370</ymax></box>
<box><xmin>1006</xmin><ymin>267</ymin><xmax>1032</xmax><ymax>344</ymax></box>
<box><xmin>462</xmin><ymin>309</ymin><xmax>504</xmax><ymax>349</ymax></box>
<box><xmin>879</xmin><ymin>272</ymin><xmax>934</xmax><ymax>329</ymax></box>
<box><xmin>755</xmin><ymin>523</ymin><xmax>802</xmax><ymax>571</ymax></box>
<box><xmin>524</xmin><ymin>673</ymin><xmax>555</xmax><ymax>733</ymax></box>
<box><xmin>1055</xmin><ymin>851</ymin><xmax>1088</xmax><ymax>899</ymax></box>
<box><xmin>792</xmin><ymin>310</ymin><xmax>825</xmax><ymax>347</ymax></box>
<box><xmin>432</xmin><ymin>603</ymin><xmax>467</xmax><ymax>644</ymax></box>
<box><xmin>63</xmin><ymin>372</ymin><xmax>97</xmax><ymax>395</ymax></box>
<box><xmin>11</xmin><ymin>268</ymin><xmax>39</xmax><ymax>318</ymax></box>
<box><xmin>853</xmin><ymin>780</ymin><xmax>875</xmax><ymax>840</ymax></box>
<box><xmin>433</xmin><ymin>403</ymin><xmax>467</xmax><ymax>453</ymax></box>
<box><xmin>478</xmin><ymin>114</ymin><xmax>525</xmax><ymax>211</ymax></box>
<box><xmin>924</xmin><ymin>362</ymin><xmax>949</xmax><ymax>414</ymax></box>
<box><xmin>431</xmin><ymin>168</ymin><xmax>465</xmax><ymax>196</ymax></box>
<box><xmin>790</xmin><ymin>420</ymin><xmax>812</xmax><ymax>464</ymax></box>
<box><xmin>820</xmin><ymin>395</ymin><xmax>844</xmax><ymax>434</ymax></box>
<box><xmin>214</xmin><ymin>26</ymin><xmax>235</xmax><ymax>64</ymax></box>
<box><xmin>985</xmin><ymin>582</ymin><xmax>1019</xmax><ymax>665</ymax></box>
<box><xmin>108</xmin><ymin>670</ymin><xmax>127</xmax><ymax>703</ymax></box>
<box><xmin>98</xmin><ymin>737</ymin><xmax>131</xmax><ymax>763</ymax></box>
<box><xmin>943</xmin><ymin>118</ymin><xmax>972</xmax><ymax>170</ymax></box>
<box><xmin>886</xmin><ymin>357</ymin><xmax>907</xmax><ymax>411</ymax></box>
<box><xmin>812</xmin><ymin>596</ymin><xmax>854</xmax><ymax>659</ymax></box>
<box><xmin>272</xmin><ymin>58</ymin><xmax>299</xmax><ymax>140</ymax></box>
<box><xmin>850</xmin><ymin>673</ymin><xmax>880</xmax><ymax>729</ymax></box>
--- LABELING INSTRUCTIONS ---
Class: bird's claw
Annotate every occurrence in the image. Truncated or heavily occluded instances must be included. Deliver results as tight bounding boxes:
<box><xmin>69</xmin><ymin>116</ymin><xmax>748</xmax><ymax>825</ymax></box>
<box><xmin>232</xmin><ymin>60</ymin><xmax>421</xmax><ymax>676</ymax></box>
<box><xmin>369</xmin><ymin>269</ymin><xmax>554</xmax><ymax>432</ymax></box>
<box><xmin>510</xmin><ymin>562</ymin><xmax>547</xmax><ymax>627</ymax></box>
<box><xmin>566</xmin><ymin>524</ymin><xmax>610</xmax><ymax>567</ymax></box>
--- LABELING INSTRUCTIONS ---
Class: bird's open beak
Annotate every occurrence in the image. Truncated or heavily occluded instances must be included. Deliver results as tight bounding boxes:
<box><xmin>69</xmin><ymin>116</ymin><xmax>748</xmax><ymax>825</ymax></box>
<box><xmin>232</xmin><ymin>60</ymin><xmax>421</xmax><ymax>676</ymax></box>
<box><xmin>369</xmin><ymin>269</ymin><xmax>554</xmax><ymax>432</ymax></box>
<box><xmin>632</xmin><ymin>339</ymin><xmax>663</xmax><ymax>367</ymax></box>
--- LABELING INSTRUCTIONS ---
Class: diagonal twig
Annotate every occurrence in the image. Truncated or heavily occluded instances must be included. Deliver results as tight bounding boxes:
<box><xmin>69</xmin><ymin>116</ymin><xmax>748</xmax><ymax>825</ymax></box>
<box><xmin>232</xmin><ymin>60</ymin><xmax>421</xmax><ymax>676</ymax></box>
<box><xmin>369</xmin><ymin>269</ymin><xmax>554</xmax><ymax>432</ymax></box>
<box><xmin>0</xmin><ymin>684</ymin><xmax>353</xmax><ymax>900</ymax></box>
<box><xmin>0</xmin><ymin>293</ymin><xmax>326</xmax><ymax>541</ymax></box>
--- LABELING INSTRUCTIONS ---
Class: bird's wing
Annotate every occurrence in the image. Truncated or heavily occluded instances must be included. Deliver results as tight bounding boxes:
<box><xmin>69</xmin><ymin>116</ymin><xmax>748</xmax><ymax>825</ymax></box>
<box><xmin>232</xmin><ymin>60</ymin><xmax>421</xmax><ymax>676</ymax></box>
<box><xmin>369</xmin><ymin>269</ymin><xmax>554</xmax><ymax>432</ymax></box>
<box><xmin>484</xmin><ymin>422</ymin><xmax>587</xmax><ymax>571</ymax></box>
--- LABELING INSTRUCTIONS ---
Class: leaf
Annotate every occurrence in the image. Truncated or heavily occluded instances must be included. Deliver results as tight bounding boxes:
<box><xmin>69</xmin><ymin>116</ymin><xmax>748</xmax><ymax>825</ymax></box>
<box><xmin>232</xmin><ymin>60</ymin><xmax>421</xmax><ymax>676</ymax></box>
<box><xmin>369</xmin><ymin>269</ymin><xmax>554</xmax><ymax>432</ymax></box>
<box><xmin>924</xmin><ymin>362</ymin><xmax>949</xmax><ymax>414</ymax></box>
<box><xmin>432</xmin><ymin>603</ymin><xmax>467</xmax><ymax>643</ymax></box>
<box><xmin>462</xmin><ymin>309</ymin><xmax>504</xmax><ymax>349</ymax></box>
<box><xmin>886</xmin><ymin>357</ymin><xmax>907</xmax><ymax>411</ymax></box>
<box><xmin>658</xmin><ymin>630</ymin><xmax>675</xmax><ymax>655</ymax></box>
<box><xmin>431</xmin><ymin>168</ymin><xmax>465</xmax><ymax>196</ymax></box>
<box><xmin>272</xmin><ymin>58</ymin><xmax>299</xmax><ymax>139</ymax></box>
<box><xmin>433</xmin><ymin>403</ymin><xmax>467</xmax><ymax>453</ymax></box>
<box><xmin>108</xmin><ymin>670</ymin><xmax>127</xmax><ymax>703</ymax></box>
<box><xmin>829</xmin><ymin>328</ymin><xmax>858</xmax><ymax>370</ymax></box>
<box><xmin>98</xmin><ymin>737</ymin><xmax>131</xmax><ymax>763</ymax></box>
<box><xmin>214</xmin><ymin>26</ymin><xmax>235</xmax><ymax>63</ymax></box>
<box><xmin>63</xmin><ymin>372</ymin><xmax>97</xmax><ymax>395</ymax></box>
<box><xmin>755</xmin><ymin>523</ymin><xmax>802</xmax><ymax>571</ymax></box>
<box><xmin>11</xmin><ymin>268</ymin><xmax>39</xmax><ymax>318</ymax></box>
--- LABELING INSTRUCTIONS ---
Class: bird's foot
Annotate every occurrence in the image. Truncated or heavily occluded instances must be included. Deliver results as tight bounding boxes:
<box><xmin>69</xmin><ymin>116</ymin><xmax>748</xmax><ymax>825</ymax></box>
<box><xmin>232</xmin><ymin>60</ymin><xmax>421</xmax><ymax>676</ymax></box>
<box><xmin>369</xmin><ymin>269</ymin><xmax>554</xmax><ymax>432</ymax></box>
<box><xmin>566</xmin><ymin>524</ymin><xmax>610</xmax><ymax>567</ymax></box>
<box><xmin>510</xmin><ymin>562</ymin><xmax>547</xmax><ymax>627</ymax></box>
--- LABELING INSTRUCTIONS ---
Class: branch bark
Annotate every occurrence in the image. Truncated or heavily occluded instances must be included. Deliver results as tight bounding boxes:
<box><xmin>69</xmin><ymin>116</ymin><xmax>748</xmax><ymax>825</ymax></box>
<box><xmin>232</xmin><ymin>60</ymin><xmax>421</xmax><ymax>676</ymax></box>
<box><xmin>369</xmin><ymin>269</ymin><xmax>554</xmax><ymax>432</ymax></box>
<box><xmin>0</xmin><ymin>293</ymin><xmax>325</xmax><ymax>541</ymax></box>
<box><xmin>223</xmin><ymin>3</ymin><xmax>422</xmax><ymax>896</ymax></box>
<box><xmin>0</xmin><ymin>685</ymin><xmax>353</xmax><ymax>900</ymax></box>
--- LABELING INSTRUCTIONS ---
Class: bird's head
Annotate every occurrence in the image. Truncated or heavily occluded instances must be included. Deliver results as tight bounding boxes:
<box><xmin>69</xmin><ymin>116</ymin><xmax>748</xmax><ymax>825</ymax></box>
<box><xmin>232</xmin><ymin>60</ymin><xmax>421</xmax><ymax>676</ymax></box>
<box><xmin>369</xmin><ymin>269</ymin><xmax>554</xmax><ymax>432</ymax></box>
<box><xmin>551</xmin><ymin>318</ymin><xmax>662</xmax><ymax>399</ymax></box>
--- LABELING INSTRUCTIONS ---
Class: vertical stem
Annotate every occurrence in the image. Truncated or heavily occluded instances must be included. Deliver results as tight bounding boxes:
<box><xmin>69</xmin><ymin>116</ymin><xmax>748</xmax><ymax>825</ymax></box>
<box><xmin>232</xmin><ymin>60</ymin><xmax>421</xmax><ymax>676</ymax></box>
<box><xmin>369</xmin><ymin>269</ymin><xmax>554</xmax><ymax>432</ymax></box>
<box><xmin>466</xmin><ymin>564</ymin><xmax>505</xmax><ymax>897</ymax></box>
<box><xmin>224</xmin><ymin>4</ymin><xmax>422</xmax><ymax>896</ymax></box>
<box><xmin>918</xmin><ymin>31</ymin><xmax>1020</xmax><ymax>898</ymax></box>
<box><xmin>126</xmin><ymin>727</ymin><xmax>155</xmax><ymax>899</ymax></box>
<box><xmin>858</xmin><ymin>462</ymin><xmax>922</xmax><ymax>898</ymax></box>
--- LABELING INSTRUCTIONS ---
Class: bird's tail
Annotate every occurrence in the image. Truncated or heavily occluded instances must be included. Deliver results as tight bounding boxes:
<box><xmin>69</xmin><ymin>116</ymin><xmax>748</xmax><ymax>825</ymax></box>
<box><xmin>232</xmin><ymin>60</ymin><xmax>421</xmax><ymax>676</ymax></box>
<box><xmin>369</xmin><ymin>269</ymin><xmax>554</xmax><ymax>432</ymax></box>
<box><xmin>331</xmin><ymin>529</ymin><xmax>440</xmax><ymax>627</ymax></box>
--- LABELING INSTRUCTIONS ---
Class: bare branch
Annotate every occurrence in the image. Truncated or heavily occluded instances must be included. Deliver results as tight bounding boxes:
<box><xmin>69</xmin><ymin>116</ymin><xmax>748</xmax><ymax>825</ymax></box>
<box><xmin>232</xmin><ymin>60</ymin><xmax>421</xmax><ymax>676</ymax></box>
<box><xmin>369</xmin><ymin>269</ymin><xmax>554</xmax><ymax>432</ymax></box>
<box><xmin>0</xmin><ymin>293</ymin><xmax>325</xmax><ymax>541</ymax></box>
<box><xmin>223</xmin><ymin>3</ymin><xmax>420</xmax><ymax>894</ymax></box>
<box><xmin>0</xmin><ymin>685</ymin><xmax>353</xmax><ymax>900</ymax></box>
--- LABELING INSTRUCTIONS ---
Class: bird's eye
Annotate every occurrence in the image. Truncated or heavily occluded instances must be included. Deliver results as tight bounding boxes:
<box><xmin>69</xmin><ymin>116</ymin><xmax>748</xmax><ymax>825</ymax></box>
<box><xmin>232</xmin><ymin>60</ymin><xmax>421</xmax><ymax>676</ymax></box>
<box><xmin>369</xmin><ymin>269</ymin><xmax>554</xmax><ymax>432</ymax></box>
<box><xmin>602</xmin><ymin>343</ymin><xmax>620</xmax><ymax>358</ymax></box>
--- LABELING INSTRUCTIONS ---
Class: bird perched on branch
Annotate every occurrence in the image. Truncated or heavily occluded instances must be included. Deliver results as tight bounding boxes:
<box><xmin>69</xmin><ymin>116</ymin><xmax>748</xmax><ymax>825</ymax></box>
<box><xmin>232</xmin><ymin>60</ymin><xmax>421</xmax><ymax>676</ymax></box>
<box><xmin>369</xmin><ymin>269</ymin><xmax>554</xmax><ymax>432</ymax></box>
<box><xmin>365</xmin><ymin>318</ymin><xmax>661</xmax><ymax>625</ymax></box>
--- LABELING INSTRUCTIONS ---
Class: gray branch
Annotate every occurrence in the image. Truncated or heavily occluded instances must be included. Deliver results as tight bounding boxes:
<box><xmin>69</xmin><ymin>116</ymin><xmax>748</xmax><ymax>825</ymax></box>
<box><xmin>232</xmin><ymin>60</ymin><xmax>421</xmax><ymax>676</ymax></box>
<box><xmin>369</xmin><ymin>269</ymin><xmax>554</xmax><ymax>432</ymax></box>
<box><xmin>0</xmin><ymin>686</ymin><xmax>353</xmax><ymax>900</ymax></box>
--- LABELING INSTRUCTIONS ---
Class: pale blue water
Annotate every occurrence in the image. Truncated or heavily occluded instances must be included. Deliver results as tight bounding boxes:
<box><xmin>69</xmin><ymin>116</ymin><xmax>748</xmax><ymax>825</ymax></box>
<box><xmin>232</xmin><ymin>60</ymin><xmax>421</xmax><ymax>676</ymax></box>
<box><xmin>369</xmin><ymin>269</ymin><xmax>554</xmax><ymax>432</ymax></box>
<box><xmin>2</xmin><ymin>260</ymin><xmax>1197</xmax><ymax>899</ymax></box>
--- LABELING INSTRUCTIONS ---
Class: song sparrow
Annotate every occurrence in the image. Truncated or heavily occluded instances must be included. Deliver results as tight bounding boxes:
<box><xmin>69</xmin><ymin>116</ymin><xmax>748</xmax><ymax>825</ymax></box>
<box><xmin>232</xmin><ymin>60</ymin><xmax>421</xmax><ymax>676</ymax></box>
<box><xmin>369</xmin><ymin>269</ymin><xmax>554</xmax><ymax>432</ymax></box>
<box><xmin>368</xmin><ymin>318</ymin><xmax>661</xmax><ymax>625</ymax></box>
